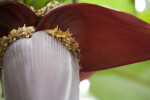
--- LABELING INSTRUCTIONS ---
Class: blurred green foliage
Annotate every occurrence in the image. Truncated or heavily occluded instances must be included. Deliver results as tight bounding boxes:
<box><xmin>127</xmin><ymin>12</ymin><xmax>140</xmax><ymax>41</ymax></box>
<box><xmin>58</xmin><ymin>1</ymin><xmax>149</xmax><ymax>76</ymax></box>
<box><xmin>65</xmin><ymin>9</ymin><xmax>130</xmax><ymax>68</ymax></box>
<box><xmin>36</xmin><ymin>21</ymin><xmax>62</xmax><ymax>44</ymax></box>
<box><xmin>89</xmin><ymin>62</ymin><xmax>150</xmax><ymax>100</ymax></box>
<box><xmin>79</xmin><ymin>0</ymin><xmax>135</xmax><ymax>13</ymax></box>
<box><xmin>78</xmin><ymin>0</ymin><xmax>150</xmax><ymax>23</ymax></box>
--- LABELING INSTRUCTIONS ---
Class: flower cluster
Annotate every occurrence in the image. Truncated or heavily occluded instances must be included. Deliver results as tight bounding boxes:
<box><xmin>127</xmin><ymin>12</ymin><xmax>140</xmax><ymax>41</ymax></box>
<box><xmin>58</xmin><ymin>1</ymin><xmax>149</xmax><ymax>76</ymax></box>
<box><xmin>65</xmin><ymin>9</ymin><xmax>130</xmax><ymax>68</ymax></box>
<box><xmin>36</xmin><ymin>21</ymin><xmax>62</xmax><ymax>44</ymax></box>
<box><xmin>0</xmin><ymin>25</ymin><xmax>80</xmax><ymax>68</ymax></box>
<box><xmin>0</xmin><ymin>25</ymin><xmax>35</xmax><ymax>68</ymax></box>
<box><xmin>30</xmin><ymin>1</ymin><xmax>62</xmax><ymax>17</ymax></box>
<box><xmin>44</xmin><ymin>26</ymin><xmax>80</xmax><ymax>60</ymax></box>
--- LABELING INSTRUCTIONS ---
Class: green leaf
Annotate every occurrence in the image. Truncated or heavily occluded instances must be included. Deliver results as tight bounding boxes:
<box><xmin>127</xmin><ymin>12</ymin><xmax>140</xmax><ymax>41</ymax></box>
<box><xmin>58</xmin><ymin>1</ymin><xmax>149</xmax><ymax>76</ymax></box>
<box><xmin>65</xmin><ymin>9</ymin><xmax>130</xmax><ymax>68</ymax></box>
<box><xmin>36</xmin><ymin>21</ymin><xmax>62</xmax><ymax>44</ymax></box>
<box><xmin>89</xmin><ymin>61</ymin><xmax>150</xmax><ymax>100</ymax></box>
<box><xmin>79</xmin><ymin>0</ymin><xmax>135</xmax><ymax>14</ymax></box>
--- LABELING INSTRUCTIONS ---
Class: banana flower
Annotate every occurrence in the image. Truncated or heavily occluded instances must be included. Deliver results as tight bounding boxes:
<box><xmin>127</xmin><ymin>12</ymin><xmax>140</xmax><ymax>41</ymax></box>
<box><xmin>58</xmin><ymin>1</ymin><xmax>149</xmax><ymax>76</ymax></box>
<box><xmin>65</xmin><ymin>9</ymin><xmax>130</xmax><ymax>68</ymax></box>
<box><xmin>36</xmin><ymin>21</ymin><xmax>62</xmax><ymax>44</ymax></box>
<box><xmin>0</xmin><ymin>1</ymin><xmax>150</xmax><ymax>100</ymax></box>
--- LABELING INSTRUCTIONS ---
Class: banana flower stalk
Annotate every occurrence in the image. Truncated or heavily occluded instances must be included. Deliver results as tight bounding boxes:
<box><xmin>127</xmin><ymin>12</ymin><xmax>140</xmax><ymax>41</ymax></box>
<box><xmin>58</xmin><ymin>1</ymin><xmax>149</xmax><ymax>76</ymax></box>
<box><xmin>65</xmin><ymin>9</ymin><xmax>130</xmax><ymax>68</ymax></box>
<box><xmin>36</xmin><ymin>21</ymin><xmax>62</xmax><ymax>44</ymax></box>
<box><xmin>0</xmin><ymin>1</ymin><xmax>150</xmax><ymax>100</ymax></box>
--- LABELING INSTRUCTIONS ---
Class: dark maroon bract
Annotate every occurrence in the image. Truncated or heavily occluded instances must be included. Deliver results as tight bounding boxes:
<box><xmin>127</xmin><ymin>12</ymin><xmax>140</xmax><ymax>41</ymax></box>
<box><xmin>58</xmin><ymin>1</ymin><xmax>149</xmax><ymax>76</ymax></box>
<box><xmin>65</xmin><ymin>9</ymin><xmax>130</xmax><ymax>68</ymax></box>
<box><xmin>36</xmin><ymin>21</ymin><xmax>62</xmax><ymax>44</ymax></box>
<box><xmin>0</xmin><ymin>1</ymin><xmax>37</xmax><ymax>36</ymax></box>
